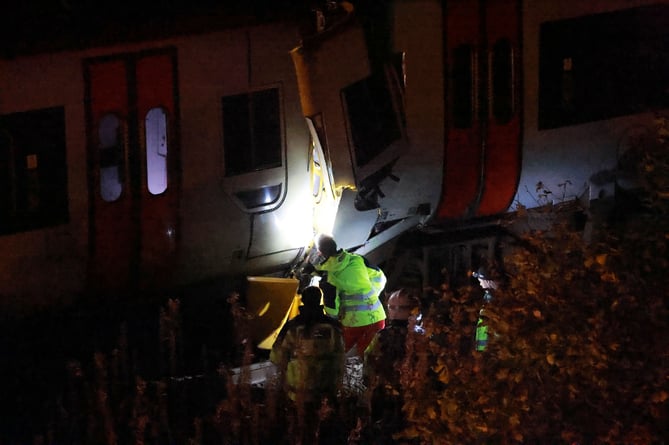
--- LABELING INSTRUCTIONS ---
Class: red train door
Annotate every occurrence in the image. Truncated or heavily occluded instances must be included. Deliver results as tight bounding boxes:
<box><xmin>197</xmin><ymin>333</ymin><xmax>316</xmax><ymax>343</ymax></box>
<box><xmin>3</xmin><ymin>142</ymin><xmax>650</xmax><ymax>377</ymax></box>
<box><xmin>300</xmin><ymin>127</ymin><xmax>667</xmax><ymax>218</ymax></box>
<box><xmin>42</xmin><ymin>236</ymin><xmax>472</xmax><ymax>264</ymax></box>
<box><xmin>476</xmin><ymin>0</ymin><xmax>521</xmax><ymax>216</ymax></box>
<box><xmin>438</xmin><ymin>0</ymin><xmax>483</xmax><ymax>219</ymax></box>
<box><xmin>84</xmin><ymin>48</ymin><xmax>180</xmax><ymax>295</ymax></box>
<box><xmin>438</xmin><ymin>0</ymin><xmax>521</xmax><ymax>219</ymax></box>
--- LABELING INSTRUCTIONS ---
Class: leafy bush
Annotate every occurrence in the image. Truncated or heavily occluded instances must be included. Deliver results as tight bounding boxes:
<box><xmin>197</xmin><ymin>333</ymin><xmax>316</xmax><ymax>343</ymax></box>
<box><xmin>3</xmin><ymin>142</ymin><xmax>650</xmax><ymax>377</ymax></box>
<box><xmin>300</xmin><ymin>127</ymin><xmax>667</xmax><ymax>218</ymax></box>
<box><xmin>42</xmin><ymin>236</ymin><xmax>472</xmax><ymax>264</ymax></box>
<box><xmin>398</xmin><ymin>117</ymin><xmax>669</xmax><ymax>444</ymax></box>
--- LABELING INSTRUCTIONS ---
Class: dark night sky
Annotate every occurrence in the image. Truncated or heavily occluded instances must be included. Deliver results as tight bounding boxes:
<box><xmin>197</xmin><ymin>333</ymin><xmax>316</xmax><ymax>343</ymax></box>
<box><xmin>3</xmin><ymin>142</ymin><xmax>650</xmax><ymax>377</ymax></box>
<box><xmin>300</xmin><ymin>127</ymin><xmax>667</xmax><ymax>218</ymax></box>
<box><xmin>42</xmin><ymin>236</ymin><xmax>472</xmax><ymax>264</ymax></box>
<box><xmin>1</xmin><ymin>0</ymin><xmax>311</xmax><ymax>58</ymax></box>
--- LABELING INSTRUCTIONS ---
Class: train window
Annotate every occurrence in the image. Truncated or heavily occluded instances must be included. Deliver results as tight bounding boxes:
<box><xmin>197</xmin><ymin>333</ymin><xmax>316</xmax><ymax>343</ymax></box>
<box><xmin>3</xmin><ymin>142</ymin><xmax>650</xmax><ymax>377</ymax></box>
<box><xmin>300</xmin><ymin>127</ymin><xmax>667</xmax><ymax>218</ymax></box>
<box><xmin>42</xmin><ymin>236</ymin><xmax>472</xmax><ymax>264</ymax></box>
<box><xmin>312</xmin><ymin>144</ymin><xmax>323</xmax><ymax>198</ymax></box>
<box><xmin>342</xmin><ymin>70</ymin><xmax>402</xmax><ymax>167</ymax></box>
<box><xmin>99</xmin><ymin>113</ymin><xmax>125</xmax><ymax>202</ymax></box>
<box><xmin>145</xmin><ymin>107</ymin><xmax>168</xmax><ymax>195</ymax></box>
<box><xmin>0</xmin><ymin>107</ymin><xmax>68</xmax><ymax>235</ymax></box>
<box><xmin>452</xmin><ymin>44</ymin><xmax>475</xmax><ymax>129</ymax></box>
<box><xmin>539</xmin><ymin>4</ymin><xmax>669</xmax><ymax>129</ymax></box>
<box><xmin>491</xmin><ymin>38</ymin><xmax>514</xmax><ymax>124</ymax></box>
<box><xmin>222</xmin><ymin>88</ymin><xmax>282</xmax><ymax>176</ymax></box>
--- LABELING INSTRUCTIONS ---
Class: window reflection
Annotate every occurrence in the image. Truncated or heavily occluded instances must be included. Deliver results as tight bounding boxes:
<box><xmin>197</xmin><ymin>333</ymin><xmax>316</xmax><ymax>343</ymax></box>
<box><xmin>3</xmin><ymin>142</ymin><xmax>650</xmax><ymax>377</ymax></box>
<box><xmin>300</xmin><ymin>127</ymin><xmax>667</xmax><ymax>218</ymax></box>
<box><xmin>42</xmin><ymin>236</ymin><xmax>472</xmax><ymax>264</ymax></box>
<box><xmin>491</xmin><ymin>38</ymin><xmax>514</xmax><ymax>124</ymax></box>
<box><xmin>99</xmin><ymin>113</ymin><xmax>124</xmax><ymax>202</ymax></box>
<box><xmin>222</xmin><ymin>88</ymin><xmax>282</xmax><ymax>176</ymax></box>
<box><xmin>145</xmin><ymin>107</ymin><xmax>168</xmax><ymax>195</ymax></box>
<box><xmin>452</xmin><ymin>44</ymin><xmax>475</xmax><ymax>129</ymax></box>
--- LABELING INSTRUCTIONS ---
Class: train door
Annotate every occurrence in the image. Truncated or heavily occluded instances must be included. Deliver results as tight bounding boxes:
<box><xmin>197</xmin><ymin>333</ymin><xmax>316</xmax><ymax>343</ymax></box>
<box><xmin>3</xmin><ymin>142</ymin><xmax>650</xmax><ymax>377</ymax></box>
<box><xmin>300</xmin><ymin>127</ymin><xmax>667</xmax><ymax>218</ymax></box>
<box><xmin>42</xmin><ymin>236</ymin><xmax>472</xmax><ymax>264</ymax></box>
<box><xmin>438</xmin><ymin>0</ymin><xmax>521</xmax><ymax>219</ymax></box>
<box><xmin>84</xmin><ymin>48</ymin><xmax>180</xmax><ymax>295</ymax></box>
<box><xmin>477</xmin><ymin>0</ymin><xmax>521</xmax><ymax>216</ymax></box>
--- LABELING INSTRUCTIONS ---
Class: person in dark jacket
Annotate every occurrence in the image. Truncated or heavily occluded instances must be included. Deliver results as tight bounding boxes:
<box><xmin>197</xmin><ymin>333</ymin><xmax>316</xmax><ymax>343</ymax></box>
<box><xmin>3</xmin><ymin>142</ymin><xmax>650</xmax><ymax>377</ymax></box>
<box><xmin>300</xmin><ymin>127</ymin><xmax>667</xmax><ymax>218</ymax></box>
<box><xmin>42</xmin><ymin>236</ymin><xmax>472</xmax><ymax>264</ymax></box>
<box><xmin>363</xmin><ymin>288</ymin><xmax>424</xmax><ymax>443</ymax></box>
<box><xmin>270</xmin><ymin>286</ymin><xmax>345</xmax><ymax>443</ymax></box>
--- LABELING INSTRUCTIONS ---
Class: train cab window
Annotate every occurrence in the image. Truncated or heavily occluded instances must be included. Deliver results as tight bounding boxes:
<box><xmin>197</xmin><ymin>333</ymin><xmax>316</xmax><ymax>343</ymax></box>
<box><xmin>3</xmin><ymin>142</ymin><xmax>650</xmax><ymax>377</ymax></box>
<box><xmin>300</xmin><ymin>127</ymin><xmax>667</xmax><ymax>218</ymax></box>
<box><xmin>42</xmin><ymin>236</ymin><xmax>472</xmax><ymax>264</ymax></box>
<box><xmin>222</xmin><ymin>88</ymin><xmax>282</xmax><ymax>176</ymax></box>
<box><xmin>452</xmin><ymin>44</ymin><xmax>475</xmax><ymax>129</ymax></box>
<box><xmin>491</xmin><ymin>38</ymin><xmax>514</xmax><ymax>124</ymax></box>
<box><xmin>342</xmin><ymin>70</ymin><xmax>402</xmax><ymax>167</ymax></box>
<box><xmin>539</xmin><ymin>4</ymin><xmax>669</xmax><ymax>129</ymax></box>
<box><xmin>99</xmin><ymin>113</ymin><xmax>125</xmax><ymax>202</ymax></box>
<box><xmin>145</xmin><ymin>107</ymin><xmax>168</xmax><ymax>195</ymax></box>
<box><xmin>0</xmin><ymin>107</ymin><xmax>68</xmax><ymax>235</ymax></box>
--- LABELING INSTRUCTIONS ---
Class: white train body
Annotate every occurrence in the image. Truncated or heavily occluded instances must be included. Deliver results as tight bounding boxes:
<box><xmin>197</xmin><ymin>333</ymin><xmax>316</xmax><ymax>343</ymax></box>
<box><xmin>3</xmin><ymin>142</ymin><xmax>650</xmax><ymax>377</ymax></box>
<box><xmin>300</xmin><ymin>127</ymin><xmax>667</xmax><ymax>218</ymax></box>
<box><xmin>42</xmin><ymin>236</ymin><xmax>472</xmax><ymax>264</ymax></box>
<box><xmin>1</xmin><ymin>21</ymin><xmax>317</xmax><ymax>305</ymax></box>
<box><xmin>1</xmin><ymin>0</ymin><xmax>667</xmax><ymax>309</ymax></box>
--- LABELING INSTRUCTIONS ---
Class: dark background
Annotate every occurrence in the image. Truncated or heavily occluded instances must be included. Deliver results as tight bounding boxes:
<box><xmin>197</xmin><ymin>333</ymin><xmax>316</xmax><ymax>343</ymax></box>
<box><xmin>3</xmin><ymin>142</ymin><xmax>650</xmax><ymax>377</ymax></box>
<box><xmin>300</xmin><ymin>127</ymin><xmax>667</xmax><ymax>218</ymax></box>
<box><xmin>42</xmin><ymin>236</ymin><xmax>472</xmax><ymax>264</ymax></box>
<box><xmin>1</xmin><ymin>0</ymin><xmax>314</xmax><ymax>59</ymax></box>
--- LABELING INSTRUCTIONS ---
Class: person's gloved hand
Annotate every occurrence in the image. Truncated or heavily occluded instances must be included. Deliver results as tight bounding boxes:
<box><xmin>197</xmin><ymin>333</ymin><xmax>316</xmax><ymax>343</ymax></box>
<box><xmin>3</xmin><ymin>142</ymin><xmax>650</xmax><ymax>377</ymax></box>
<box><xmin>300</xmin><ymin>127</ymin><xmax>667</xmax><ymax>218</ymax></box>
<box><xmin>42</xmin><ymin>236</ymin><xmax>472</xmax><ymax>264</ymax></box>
<box><xmin>302</xmin><ymin>263</ymin><xmax>316</xmax><ymax>275</ymax></box>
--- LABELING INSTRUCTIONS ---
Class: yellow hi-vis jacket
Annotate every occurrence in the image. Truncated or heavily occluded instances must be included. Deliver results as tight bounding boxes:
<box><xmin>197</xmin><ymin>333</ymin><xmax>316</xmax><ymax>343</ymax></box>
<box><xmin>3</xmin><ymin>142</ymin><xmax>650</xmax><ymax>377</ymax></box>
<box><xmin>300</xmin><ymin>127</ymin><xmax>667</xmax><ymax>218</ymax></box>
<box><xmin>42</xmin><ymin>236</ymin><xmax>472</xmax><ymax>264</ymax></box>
<box><xmin>270</xmin><ymin>307</ymin><xmax>345</xmax><ymax>402</ymax></box>
<box><xmin>315</xmin><ymin>249</ymin><xmax>387</xmax><ymax>327</ymax></box>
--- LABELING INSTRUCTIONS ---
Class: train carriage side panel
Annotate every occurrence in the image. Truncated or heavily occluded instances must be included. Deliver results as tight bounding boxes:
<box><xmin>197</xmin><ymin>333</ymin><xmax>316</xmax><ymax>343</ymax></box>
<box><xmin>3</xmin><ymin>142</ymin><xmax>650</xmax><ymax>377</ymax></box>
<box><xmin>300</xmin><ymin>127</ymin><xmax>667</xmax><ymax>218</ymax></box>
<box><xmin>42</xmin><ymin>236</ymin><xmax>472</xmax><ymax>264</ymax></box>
<box><xmin>516</xmin><ymin>0</ymin><xmax>669</xmax><ymax>211</ymax></box>
<box><xmin>243</xmin><ymin>24</ymin><xmax>313</xmax><ymax>267</ymax></box>
<box><xmin>0</xmin><ymin>51</ymin><xmax>88</xmax><ymax>307</ymax></box>
<box><xmin>176</xmin><ymin>23</ymin><xmax>314</xmax><ymax>282</ymax></box>
<box><xmin>385</xmin><ymin>0</ymin><xmax>445</xmax><ymax>224</ymax></box>
<box><xmin>175</xmin><ymin>30</ymin><xmax>251</xmax><ymax>283</ymax></box>
<box><xmin>353</xmin><ymin>0</ymin><xmax>446</xmax><ymax>243</ymax></box>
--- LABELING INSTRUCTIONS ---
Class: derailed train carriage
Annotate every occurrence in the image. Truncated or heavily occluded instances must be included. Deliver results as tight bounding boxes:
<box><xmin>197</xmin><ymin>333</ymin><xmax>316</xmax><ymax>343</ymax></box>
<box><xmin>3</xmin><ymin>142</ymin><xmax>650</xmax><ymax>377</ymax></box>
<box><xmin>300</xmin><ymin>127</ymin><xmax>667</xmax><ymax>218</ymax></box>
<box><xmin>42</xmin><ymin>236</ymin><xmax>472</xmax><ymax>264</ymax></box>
<box><xmin>293</xmin><ymin>0</ymin><xmax>669</xmax><ymax>292</ymax></box>
<box><xmin>1</xmin><ymin>10</ymin><xmax>320</xmax><ymax>312</ymax></box>
<box><xmin>1</xmin><ymin>0</ymin><xmax>667</xmax><ymax>345</ymax></box>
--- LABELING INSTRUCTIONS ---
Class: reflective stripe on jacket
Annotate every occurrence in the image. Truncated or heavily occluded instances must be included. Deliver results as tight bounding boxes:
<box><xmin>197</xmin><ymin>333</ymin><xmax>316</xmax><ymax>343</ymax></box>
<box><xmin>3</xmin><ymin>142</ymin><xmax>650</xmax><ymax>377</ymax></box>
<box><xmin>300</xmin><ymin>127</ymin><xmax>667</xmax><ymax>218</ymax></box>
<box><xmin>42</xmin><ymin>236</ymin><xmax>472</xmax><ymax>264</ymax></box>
<box><xmin>316</xmin><ymin>249</ymin><xmax>386</xmax><ymax>327</ymax></box>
